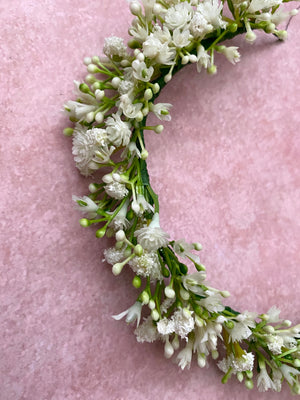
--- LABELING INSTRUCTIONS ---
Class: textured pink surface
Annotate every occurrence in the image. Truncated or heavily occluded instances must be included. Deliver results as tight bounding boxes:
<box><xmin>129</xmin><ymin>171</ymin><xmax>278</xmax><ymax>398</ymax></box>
<box><xmin>1</xmin><ymin>1</ymin><xmax>299</xmax><ymax>399</ymax></box>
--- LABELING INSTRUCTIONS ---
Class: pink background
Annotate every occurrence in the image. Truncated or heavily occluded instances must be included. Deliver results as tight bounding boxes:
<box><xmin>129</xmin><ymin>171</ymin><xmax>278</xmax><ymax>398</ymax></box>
<box><xmin>1</xmin><ymin>1</ymin><xmax>299</xmax><ymax>399</ymax></box>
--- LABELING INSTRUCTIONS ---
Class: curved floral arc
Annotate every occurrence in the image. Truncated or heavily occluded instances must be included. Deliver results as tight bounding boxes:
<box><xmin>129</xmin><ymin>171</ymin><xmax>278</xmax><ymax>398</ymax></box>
<box><xmin>64</xmin><ymin>0</ymin><xmax>300</xmax><ymax>395</ymax></box>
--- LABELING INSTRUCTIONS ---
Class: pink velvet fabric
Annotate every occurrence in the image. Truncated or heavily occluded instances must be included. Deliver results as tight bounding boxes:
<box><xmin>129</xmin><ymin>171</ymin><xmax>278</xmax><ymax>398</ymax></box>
<box><xmin>1</xmin><ymin>1</ymin><xmax>299</xmax><ymax>399</ymax></box>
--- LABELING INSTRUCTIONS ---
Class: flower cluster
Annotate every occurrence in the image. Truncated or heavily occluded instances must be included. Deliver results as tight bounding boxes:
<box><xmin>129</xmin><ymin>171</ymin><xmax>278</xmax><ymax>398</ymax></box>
<box><xmin>64</xmin><ymin>0</ymin><xmax>299</xmax><ymax>394</ymax></box>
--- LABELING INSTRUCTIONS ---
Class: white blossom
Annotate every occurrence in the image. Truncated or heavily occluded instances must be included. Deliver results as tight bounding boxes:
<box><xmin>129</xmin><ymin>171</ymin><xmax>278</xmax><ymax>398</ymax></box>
<box><xmin>112</xmin><ymin>301</ymin><xmax>142</xmax><ymax>326</ymax></box>
<box><xmin>103</xmin><ymin>36</ymin><xmax>127</xmax><ymax>58</ymax></box>
<box><xmin>134</xmin><ymin>213</ymin><xmax>170</xmax><ymax>251</ymax></box>
<box><xmin>72</xmin><ymin>126</ymin><xmax>112</xmax><ymax>176</ymax></box>
<box><xmin>194</xmin><ymin>320</ymin><xmax>222</xmax><ymax>357</ymax></box>
<box><xmin>109</xmin><ymin>200</ymin><xmax>130</xmax><ymax>231</ymax></box>
<box><xmin>228</xmin><ymin>311</ymin><xmax>257</xmax><ymax>342</ymax></box>
<box><xmin>119</xmin><ymin>94</ymin><xmax>143</xmax><ymax>119</ymax></box>
<box><xmin>132</xmin><ymin>59</ymin><xmax>154</xmax><ymax>82</ymax></box>
<box><xmin>64</xmin><ymin>81</ymin><xmax>99</xmax><ymax>121</ymax></box>
<box><xmin>267</xmin><ymin>335</ymin><xmax>284</xmax><ymax>354</ymax></box>
<box><xmin>182</xmin><ymin>271</ymin><xmax>207</xmax><ymax>296</ymax></box>
<box><xmin>173</xmin><ymin>239</ymin><xmax>200</xmax><ymax>264</ymax></box>
<box><xmin>198</xmin><ymin>293</ymin><xmax>225</xmax><ymax>313</ymax></box>
<box><xmin>279</xmin><ymin>364</ymin><xmax>300</xmax><ymax>386</ymax></box>
<box><xmin>104</xmin><ymin>247</ymin><xmax>125</xmax><ymax>265</ymax></box>
<box><xmin>134</xmin><ymin>316</ymin><xmax>159</xmax><ymax>343</ymax></box>
<box><xmin>164</xmin><ymin>2</ymin><xmax>193</xmax><ymax>30</ymax></box>
<box><xmin>132</xmin><ymin>193</ymin><xmax>154</xmax><ymax>215</ymax></box>
<box><xmin>150</xmin><ymin>102</ymin><xmax>172</xmax><ymax>121</ymax></box>
<box><xmin>190</xmin><ymin>12</ymin><xmax>214</xmax><ymax>38</ymax></box>
<box><xmin>129</xmin><ymin>251</ymin><xmax>164</xmax><ymax>281</ymax></box>
<box><xmin>105</xmin><ymin>181</ymin><xmax>129</xmax><ymax>200</ymax></box>
<box><xmin>72</xmin><ymin>195</ymin><xmax>99</xmax><ymax>218</ymax></box>
<box><xmin>196</xmin><ymin>0</ymin><xmax>227</xmax><ymax>31</ymax></box>
<box><xmin>157</xmin><ymin>317</ymin><xmax>175</xmax><ymax>335</ymax></box>
<box><xmin>219</xmin><ymin>46</ymin><xmax>241</xmax><ymax>64</ymax></box>
<box><xmin>177</xmin><ymin>339</ymin><xmax>194</xmax><ymax>370</ymax></box>
<box><xmin>172</xmin><ymin>28</ymin><xmax>191</xmax><ymax>48</ymax></box>
<box><xmin>143</xmin><ymin>35</ymin><xmax>176</xmax><ymax>65</ymax></box>
<box><xmin>247</xmin><ymin>0</ymin><xmax>282</xmax><ymax>13</ymax></box>
<box><xmin>218</xmin><ymin>352</ymin><xmax>255</xmax><ymax>374</ymax></box>
<box><xmin>196</xmin><ymin>45</ymin><xmax>211</xmax><ymax>73</ymax></box>
<box><xmin>106</xmin><ymin>112</ymin><xmax>132</xmax><ymax>147</ymax></box>
<box><xmin>257</xmin><ymin>366</ymin><xmax>276</xmax><ymax>392</ymax></box>
<box><xmin>265</xmin><ymin>306</ymin><xmax>281</xmax><ymax>323</ymax></box>
<box><xmin>118</xmin><ymin>79</ymin><xmax>135</xmax><ymax>96</ymax></box>
<box><xmin>129</xmin><ymin>19</ymin><xmax>149</xmax><ymax>42</ymax></box>
<box><xmin>172</xmin><ymin>308</ymin><xmax>195</xmax><ymax>340</ymax></box>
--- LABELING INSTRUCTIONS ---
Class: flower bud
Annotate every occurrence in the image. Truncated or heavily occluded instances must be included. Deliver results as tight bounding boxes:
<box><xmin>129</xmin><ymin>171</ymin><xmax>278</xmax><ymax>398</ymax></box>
<box><xmin>115</xmin><ymin>230</ymin><xmax>126</xmax><ymax>242</ymax></box>
<box><xmin>79</xmin><ymin>218</ymin><xmax>90</xmax><ymax>227</ymax></box>
<box><xmin>112</xmin><ymin>262</ymin><xmax>124</xmax><ymax>276</ymax></box>
<box><xmin>164</xmin><ymin>340</ymin><xmax>174</xmax><ymax>358</ymax></box>
<box><xmin>151</xmin><ymin>309</ymin><xmax>160</xmax><ymax>321</ymax></box>
<box><xmin>164</xmin><ymin>286</ymin><xmax>175</xmax><ymax>299</ymax></box>
<box><xmin>132</xmin><ymin>275</ymin><xmax>142</xmax><ymax>289</ymax></box>
<box><xmin>149</xmin><ymin>299</ymin><xmax>156</xmax><ymax>310</ymax></box>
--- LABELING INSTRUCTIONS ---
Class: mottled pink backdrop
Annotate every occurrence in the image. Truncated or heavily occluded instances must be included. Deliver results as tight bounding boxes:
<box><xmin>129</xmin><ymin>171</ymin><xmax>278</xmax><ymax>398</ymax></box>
<box><xmin>1</xmin><ymin>1</ymin><xmax>299</xmax><ymax>399</ymax></box>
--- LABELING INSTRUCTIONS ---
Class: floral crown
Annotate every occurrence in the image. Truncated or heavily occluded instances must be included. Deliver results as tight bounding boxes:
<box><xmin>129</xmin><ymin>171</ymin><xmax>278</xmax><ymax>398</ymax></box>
<box><xmin>63</xmin><ymin>0</ymin><xmax>300</xmax><ymax>394</ymax></box>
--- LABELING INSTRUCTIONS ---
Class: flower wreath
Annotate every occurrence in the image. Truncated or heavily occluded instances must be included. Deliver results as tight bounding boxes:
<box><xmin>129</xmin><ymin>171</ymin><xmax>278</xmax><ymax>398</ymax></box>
<box><xmin>63</xmin><ymin>0</ymin><xmax>300</xmax><ymax>394</ymax></box>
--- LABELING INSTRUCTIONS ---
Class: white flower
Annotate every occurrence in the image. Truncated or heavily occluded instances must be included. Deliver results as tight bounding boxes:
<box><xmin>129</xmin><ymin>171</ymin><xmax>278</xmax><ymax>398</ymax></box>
<box><xmin>129</xmin><ymin>251</ymin><xmax>164</xmax><ymax>281</ymax></box>
<box><xmin>172</xmin><ymin>308</ymin><xmax>195</xmax><ymax>340</ymax></box>
<box><xmin>103</xmin><ymin>36</ymin><xmax>127</xmax><ymax>58</ymax></box>
<box><xmin>218</xmin><ymin>352</ymin><xmax>255</xmax><ymax>374</ymax></box>
<box><xmin>194</xmin><ymin>321</ymin><xmax>222</xmax><ymax>356</ymax></box>
<box><xmin>177</xmin><ymin>339</ymin><xmax>194</xmax><ymax>370</ymax></box>
<box><xmin>131</xmin><ymin>193</ymin><xmax>154</xmax><ymax>215</ymax></box>
<box><xmin>109</xmin><ymin>200</ymin><xmax>130</xmax><ymax>231</ymax></box>
<box><xmin>119</xmin><ymin>94</ymin><xmax>143</xmax><ymax>119</ymax></box>
<box><xmin>129</xmin><ymin>19</ymin><xmax>149</xmax><ymax>42</ymax></box>
<box><xmin>247</xmin><ymin>0</ymin><xmax>282</xmax><ymax>13</ymax></box>
<box><xmin>72</xmin><ymin>195</ymin><xmax>99</xmax><ymax>218</ymax></box>
<box><xmin>72</xmin><ymin>126</ymin><xmax>110</xmax><ymax>176</ymax></box>
<box><xmin>196</xmin><ymin>0</ymin><xmax>227</xmax><ymax>31</ymax></box>
<box><xmin>118</xmin><ymin>79</ymin><xmax>135</xmax><ymax>96</ymax></box>
<box><xmin>173</xmin><ymin>239</ymin><xmax>200</xmax><ymax>264</ymax></box>
<box><xmin>190</xmin><ymin>12</ymin><xmax>213</xmax><ymax>38</ymax></box>
<box><xmin>104</xmin><ymin>247</ymin><xmax>125</xmax><ymax>265</ymax></box>
<box><xmin>196</xmin><ymin>45</ymin><xmax>211</xmax><ymax>73</ymax></box>
<box><xmin>257</xmin><ymin>365</ymin><xmax>276</xmax><ymax>392</ymax></box>
<box><xmin>105</xmin><ymin>181</ymin><xmax>129</xmax><ymax>200</ymax></box>
<box><xmin>219</xmin><ymin>46</ymin><xmax>241</xmax><ymax>64</ymax></box>
<box><xmin>157</xmin><ymin>317</ymin><xmax>175</xmax><ymax>335</ymax></box>
<box><xmin>265</xmin><ymin>306</ymin><xmax>281</xmax><ymax>323</ymax></box>
<box><xmin>134</xmin><ymin>213</ymin><xmax>170</xmax><ymax>251</ymax></box>
<box><xmin>172</xmin><ymin>28</ymin><xmax>191</xmax><ymax>48</ymax></box>
<box><xmin>150</xmin><ymin>102</ymin><xmax>172</xmax><ymax>121</ymax></box>
<box><xmin>143</xmin><ymin>33</ymin><xmax>176</xmax><ymax>65</ymax></box>
<box><xmin>106</xmin><ymin>112</ymin><xmax>132</xmax><ymax>147</ymax></box>
<box><xmin>182</xmin><ymin>271</ymin><xmax>207</xmax><ymax>296</ymax></box>
<box><xmin>198</xmin><ymin>293</ymin><xmax>225</xmax><ymax>313</ymax></box>
<box><xmin>164</xmin><ymin>2</ymin><xmax>193</xmax><ymax>30</ymax></box>
<box><xmin>112</xmin><ymin>301</ymin><xmax>142</xmax><ymax>327</ymax></box>
<box><xmin>228</xmin><ymin>311</ymin><xmax>257</xmax><ymax>342</ymax></box>
<box><xmin>132</xmin><ymin>59</ymin><xmax>154</xmax><ymax>82</ymax></box>
<box><xmin>279</xmin><ymin>364</ymin><xmax>300</xmax><ymax>386</ymax></box>
<box><xmin>134</xmin><ymin>316</ymin><xmax>159</xmax><ymax>343</ymax></box>
<box><xmin>64</xmin><ymin>81</ymin><xmax>99</xmax><ymax>121</ymax></box>
<box><xmin>267</xmin><ymin>335</ymin><xmax>284</xmax><ymax>354</ymax></box>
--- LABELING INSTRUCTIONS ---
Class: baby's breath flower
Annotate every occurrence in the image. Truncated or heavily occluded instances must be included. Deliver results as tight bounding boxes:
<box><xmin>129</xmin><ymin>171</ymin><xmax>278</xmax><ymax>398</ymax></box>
<box><xmin>134</xmin><ymin>316</ymin><xmax>159</xmax><ymax>343</ymax></box>
<box><xmin>103</xmin><ymin>36</ymin><xmax>127</xmax><ymax>58</ymax></box>
<box><xmin>134</xmin><ymin>213</ymin><xmax>170</xmax><ymax>251</ymax></box>
<box><xmin>106</xmin><ymin>112</ymin><xmax>132</xmax><ymax>147</ymax></box>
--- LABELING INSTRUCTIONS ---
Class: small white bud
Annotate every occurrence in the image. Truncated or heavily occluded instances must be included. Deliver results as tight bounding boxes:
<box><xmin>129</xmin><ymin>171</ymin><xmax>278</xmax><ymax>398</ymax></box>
<box><xmin>151</xmin><ymin>309</ymin><xmax>160</xmax><ymax>321</ymax></box>
<box><xmin>115</xmin><ymin>230</ymin><xmax>126</xmax><ymax>242</ymax></box>
<box><xmin>144</xmin><ymin>88</ymin><xmax>153</xmax><ymax>101</ymax></box>
<box><xmin>180</xmin><ymin>287</ymin><xmax>190</xmax><ymax>301</ymax></box>
<box><xmin>86</xmin><ymin>111</ymin><xmax>95</xmax><ymax>123</ymax></box>
<box><xmin>164</xmin><ymin>286</ymin><xmax>175</xmax><ymax>299</ymax></box>
<box><xmin>141</xmin><ymin>149</ymin><xmax>149</xmax><ymax>160</ymax></box>
<box><xmin>134</xmin><ymin>244</ymin><xmax>143</xmax><ymax>257</ymax></box>
<box><xmin>89</xmin><ymin>183</ymin><xmax>98</xmax><ymax>193</ymax></box>
<box><xmin>112</xmin><ymin>262</ymin><xmax>124</xmax><ymax>276</ymax></box>
<box><xmin>189</xmin><ymin>54</ymin><xmax>198</xmax><ymax>63</ymax></box>
<box><xmin>154</xmin><ymin>125</ymin><xmax>164</xmax><ymax>134</ymax></box>
<box><xmin>121</xmin><ymin>59</ymin><xmax>131</xmax><ymax>67</ymax></box>
<box><xmin>92</xmin><ymin>56</ymin><xmax>100</xmax><ymax>64</ymax></box>
<box><xmin>149</xmin><ymin>299</ymin><xmax>156</xmax><ymax>310</ymax></box>
<box><xmin>193</xmin><ymin>242</ymin><xmax>202</xmax><ymax>251</ymax></box>
<box><xmin>133</xmin><ymin>49</ymin><xmax>140</xmax><ymax>57</ymax></box>
<box><xmin>164</xmin><ymin>340</ymin><xmax>174</xmax><ymax>358</ymax></box>
<box><xmin>245</xmin><ymin>31</ymin><xmax>256</xmax><ymax>43</ymax></box>
<box><xmin>137</xmin><ymin>52</ymin><xmax>145</xmax><ymax>62</ymax></box>
<box><xmin>211</xmin><ymin>350</ymin><xmax>219</xmax><ymax>360</ymax></box>
<box><xmin>130</xmin><ymin>1</ymin><xmax>142</xmax><ymax>16</ymax></box>
<box><xmin>95</xmin><ymin>112</ymin><xmax>104</xmax><ymax>124</ymax></box>
<box><xmin>152</xmin><ymin>83</ymin><xmax>160</xmax><ymax>94</ymax></box>
<box><xmin>283</xmin><ymin>319</ymin><xmax>292</xmax><ymax>327</ymax></box>
<box><xmin>135</xmin><ymin>111</ymin><xmax>144</xmax><ymax>122</ymax></box>
<box><xmin>111</xmin><ymin>77</ymin><xmax>121</xmax><ymax>89</ymax></box>
<box><xmin>87</xmin><ymin>64</ymin><xmax>99</xmax><ymax>73</ymax></box>
<box><xmin>276</xmin><ymin>30</ymin><xmax>287</xmax><ymax>41</ymax></box>
<box><xmin>164</xmin><ymin>73</ymin><xmax>172</xmax><ymax>83</ymax></box>
<box><xmin>197</xmin><ymin>354</ymin><xmax>206</xmax><ymax>368</ymax></box>
<box><xmin>220</xmin><ymin>290</ymin><xmax>230</xmax><ymax>298</ymax></box>
<box><xmin>153</xmin><ymin>4</ymin><xmax>163</xmax><ymax>15</ymax></box>
<box><xmin>102</xmin><ymin>174</ymin><xmax>113</xmax><ymax>183</ymax></box>
<box><xmin>181</xmin><ymin>55</ymin><xmax>189</xmax><ymax>65</ymax></box>
<box><xmin>172</xmin><ymin>335</ymin><xmax>180</xmax><ymax>350</ymax></box>
<box><xmin>237</xmin><ymin>372</ymin><xmax>244</xmax><ymax>382</ymax></box>
<box><xmin>83</xmin><ymin>57</ymin><xmax>92</xmax><ymax>65</ymax></box>
<box><xmin>263</xmin><ymin>325</ymin><xmax>275</xmax><ymax>334</ymax></box>
<box><xmin>141</xmin><ymin>291</ymin><xmax>150</xmax><ymax>305</ymax></box>
<box><xmin>95</xmin><ymin>89</ymin><xmax>105</xmax><ymax>101</ymax></box>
